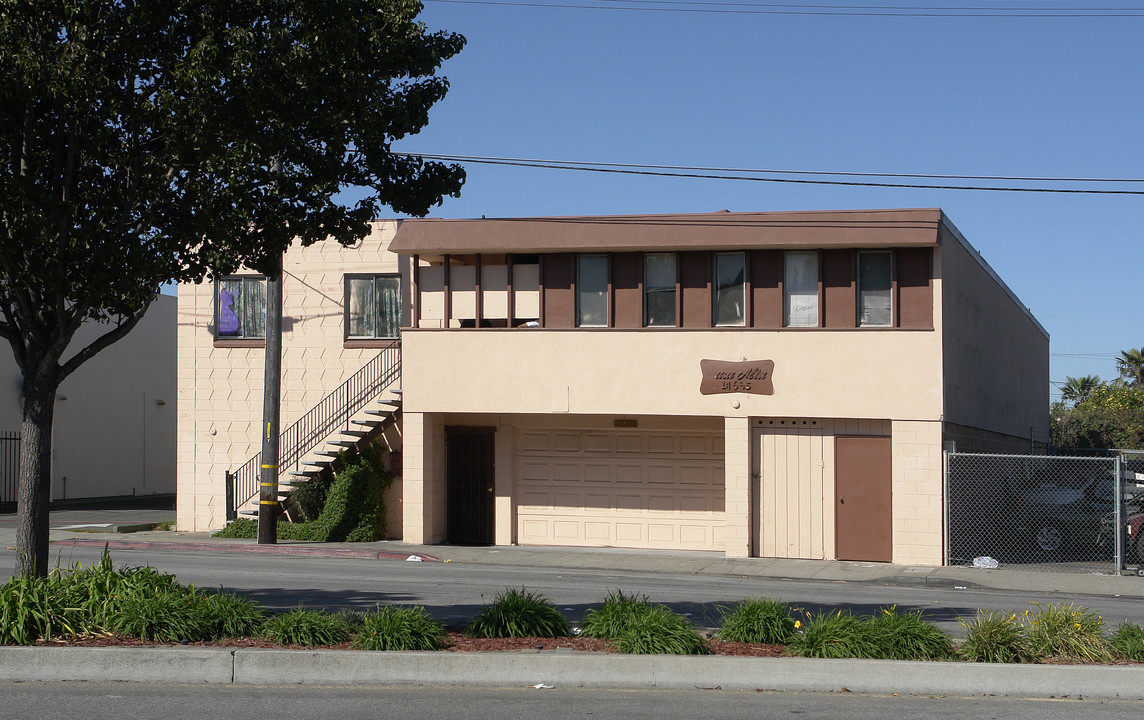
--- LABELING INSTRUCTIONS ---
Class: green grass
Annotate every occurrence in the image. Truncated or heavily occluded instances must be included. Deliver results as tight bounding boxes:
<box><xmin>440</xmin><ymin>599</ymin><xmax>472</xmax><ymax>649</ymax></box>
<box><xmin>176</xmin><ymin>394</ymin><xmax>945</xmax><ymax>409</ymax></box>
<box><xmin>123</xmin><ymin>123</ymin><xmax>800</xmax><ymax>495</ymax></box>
<box><xmin>351</xmin><ymin>606</ymin><xmax>446</xmax><ymax>651</ymax></box>
<box><xmin>464</xmin><ymin>587</ymin><xmax>570</xmax><ymax>639</ymax></box>
<box><xmin>716</xmin><ymin>597</ymin><xmax>798</xmax><ymax>645</ymax></box>
<box><xmin>958</xmin><ymin>611</ymin><xmax>1036</xmax><ymax>663</ymax></box>
<box><xmin>261</xmin><ymin>607</ymin><xmax>351</xmax><ymax>646</ymax></box>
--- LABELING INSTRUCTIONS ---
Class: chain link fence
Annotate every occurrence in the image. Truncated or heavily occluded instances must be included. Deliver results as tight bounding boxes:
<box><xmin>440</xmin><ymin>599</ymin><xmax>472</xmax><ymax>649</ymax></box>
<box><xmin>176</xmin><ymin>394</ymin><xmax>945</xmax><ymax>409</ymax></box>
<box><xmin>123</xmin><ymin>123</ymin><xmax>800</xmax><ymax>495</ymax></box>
<box><xmin>946</xmin><ymin>450</ymin><xmax>1144</xmax><ymax>575</ymax></box>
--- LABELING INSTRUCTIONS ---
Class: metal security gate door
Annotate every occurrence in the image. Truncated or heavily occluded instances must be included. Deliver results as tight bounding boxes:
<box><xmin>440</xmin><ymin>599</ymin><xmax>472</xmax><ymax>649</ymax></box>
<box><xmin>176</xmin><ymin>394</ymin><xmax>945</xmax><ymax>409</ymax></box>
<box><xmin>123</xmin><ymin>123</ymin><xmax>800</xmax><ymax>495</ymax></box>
<box><xmin>446</xmin><ymin>427</ymin><xmax>496</xmax><ymax>545</ymax></box>
<box><xmin>835</xmin><ymin>435</ymin><xmax>892</xmax><ymax>562</ymax></box>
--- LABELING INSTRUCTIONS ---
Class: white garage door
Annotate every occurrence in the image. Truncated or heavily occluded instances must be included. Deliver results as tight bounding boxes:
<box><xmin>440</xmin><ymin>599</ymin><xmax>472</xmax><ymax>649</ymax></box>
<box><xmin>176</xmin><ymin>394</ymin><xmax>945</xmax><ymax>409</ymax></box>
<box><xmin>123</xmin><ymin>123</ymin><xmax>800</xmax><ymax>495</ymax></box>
<box><xmin>515</xmin><ymin>427</ymin><xmax>725</xmax><ymax>551</ymax></box>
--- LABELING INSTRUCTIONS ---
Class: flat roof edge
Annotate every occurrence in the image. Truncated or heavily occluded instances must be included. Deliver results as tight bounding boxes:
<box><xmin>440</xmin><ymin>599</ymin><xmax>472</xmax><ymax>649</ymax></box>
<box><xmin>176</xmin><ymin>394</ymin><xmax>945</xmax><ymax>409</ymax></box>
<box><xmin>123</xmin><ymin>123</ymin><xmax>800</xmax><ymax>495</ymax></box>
<box><xmin>939</xmin><ymin>211</ymin><xmax>1048</xmax><ymax>340</ymax></box>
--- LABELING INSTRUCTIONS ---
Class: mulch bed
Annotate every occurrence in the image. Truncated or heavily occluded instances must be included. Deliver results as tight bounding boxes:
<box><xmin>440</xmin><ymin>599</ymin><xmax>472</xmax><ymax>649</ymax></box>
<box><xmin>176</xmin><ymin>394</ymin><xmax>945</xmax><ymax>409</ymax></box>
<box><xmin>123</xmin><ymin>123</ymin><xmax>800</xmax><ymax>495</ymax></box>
<box><xmin>31</xmin><ymin>632</ymin><xmax>785</xmax><ymax>656</ymax></box>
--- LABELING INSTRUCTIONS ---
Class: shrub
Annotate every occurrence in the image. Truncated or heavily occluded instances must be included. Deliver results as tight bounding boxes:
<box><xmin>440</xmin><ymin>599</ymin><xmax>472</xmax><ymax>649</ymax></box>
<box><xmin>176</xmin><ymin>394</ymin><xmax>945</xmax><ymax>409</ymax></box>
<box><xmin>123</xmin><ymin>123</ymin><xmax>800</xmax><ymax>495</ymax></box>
<box><xmin>196</xmin><ymin>590</ymin><xmax>266</xmax><ymax>639</ymax></box>
<box><xmin>351</xmin><ymin>606</ymin><xmax>445</xmax><ymax>651</ymax></box>
<box><xmin>579</xmin><ymin>590</ymin><xmax>707</xmax><ymax>655</ymax></box>
<box><xmin>104</xmin><ymin>586</ymin><xmax>211</xmax><ymax>642</ymax></box>
<box><xmin>786</xmin><ymin>611</ymin><xmax>879</xmax><ymax>659</ymax></box>
<box><xmin>580</xmin><ymin>590</ymin><xmax>652</xmax><ymax>639</ymax></box>
<box><xmin>0</xmin><ymin>575</ymin><xmax>78</xmax><ymax>645</ymax></box>
<box><xmin>609</xmin><ymin>604</ymin><xmax>710</xmax><ymax>655</ymax></box>
<box><xmin>464</xmin><ymin>587</ymin><xmax>570</xmax><ymax>639</ymax></box>
<box><xmin>716</xmin><ymin>597</ymin><xmax>797</xmax><ymax>645</ymax></box>
<box><xmin>261</xmin><ymin>607</ymin><xmax>351</xmax><ymax>646</ymax></box>
<box><xmin>1111</xmin><ymin>623</ymin><xmax>1144</xmax><ymax>661</ymax></box>
<box><xmin>865</xmin><ymin>606</ymin><xmax>954</xmax><ymax>661</ymax></box>
<box><xmin>958</xmin><ymin>611</ymin><xmax>1036</xmax><ymax>663</ymax></box>
<box><xmin>214</xmin><ymin>444</ymin><xmax>393</xmax><ymax>542</ymax></box>
<box><xmin>1024</xmin><ymin>603</ymin><xmax>1112</xmax><ymax>663</ymax></box>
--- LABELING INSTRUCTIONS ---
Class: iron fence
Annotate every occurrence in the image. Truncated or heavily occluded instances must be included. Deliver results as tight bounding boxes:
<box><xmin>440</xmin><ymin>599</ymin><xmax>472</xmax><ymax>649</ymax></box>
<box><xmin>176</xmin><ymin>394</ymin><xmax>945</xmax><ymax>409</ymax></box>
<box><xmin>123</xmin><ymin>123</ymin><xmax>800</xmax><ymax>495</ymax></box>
<box><xmin>227</xmin><ymin>344</ymin><xmax>401</xmax><ymax>518</ymax></box>
<box><xmin>0</xmin><ymin>431</ymin><xmax>18</xmax><ymax>512</ymax></box>
<box><xmin>946</xmin><ymin>450</ymin><xmax>1144</xmax><ymax>575</ymax></box>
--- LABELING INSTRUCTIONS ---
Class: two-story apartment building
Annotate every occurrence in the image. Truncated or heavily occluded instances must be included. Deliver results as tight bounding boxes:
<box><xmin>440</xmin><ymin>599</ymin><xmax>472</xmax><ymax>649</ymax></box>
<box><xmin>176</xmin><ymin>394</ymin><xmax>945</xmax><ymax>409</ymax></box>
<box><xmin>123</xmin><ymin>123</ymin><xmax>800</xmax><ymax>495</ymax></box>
<box><xmin>177</xmin><ymin>208</ymin><xmax>1048</xmax><ymax>566</ymax></box>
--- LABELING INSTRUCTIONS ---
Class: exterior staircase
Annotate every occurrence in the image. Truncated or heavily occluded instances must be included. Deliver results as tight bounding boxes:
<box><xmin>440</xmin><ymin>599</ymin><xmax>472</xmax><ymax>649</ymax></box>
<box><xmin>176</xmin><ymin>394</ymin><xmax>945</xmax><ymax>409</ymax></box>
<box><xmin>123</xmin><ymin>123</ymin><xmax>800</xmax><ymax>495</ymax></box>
<box><xmin>226</xmin><ymin>345</ymin><xmax>401</xmax><ymax>521</ymax></box>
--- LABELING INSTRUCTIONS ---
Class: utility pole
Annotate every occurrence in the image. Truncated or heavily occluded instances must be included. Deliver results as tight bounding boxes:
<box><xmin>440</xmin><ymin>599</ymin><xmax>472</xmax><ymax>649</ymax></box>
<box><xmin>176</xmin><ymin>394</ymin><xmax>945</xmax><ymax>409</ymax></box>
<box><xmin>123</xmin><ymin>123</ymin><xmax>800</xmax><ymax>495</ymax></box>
<box><xmin>258</xmin><ymin>254</ymin><xmax>283</xmax><ymax>545</ymax></box>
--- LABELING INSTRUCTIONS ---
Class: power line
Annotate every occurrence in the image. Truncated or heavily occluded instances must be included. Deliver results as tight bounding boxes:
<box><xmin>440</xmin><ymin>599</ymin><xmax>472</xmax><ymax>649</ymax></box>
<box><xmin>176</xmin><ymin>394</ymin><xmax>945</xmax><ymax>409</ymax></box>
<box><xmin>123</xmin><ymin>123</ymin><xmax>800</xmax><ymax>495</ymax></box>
<box><xmin>425</xmin><ymin>0</ymin><xmax>1144</xmax><ymax>18</ymax></box>
<box><xmin>401</xmin><ymin>153</ymin><xmax>1144</xmax><ymax>194</ymax></box>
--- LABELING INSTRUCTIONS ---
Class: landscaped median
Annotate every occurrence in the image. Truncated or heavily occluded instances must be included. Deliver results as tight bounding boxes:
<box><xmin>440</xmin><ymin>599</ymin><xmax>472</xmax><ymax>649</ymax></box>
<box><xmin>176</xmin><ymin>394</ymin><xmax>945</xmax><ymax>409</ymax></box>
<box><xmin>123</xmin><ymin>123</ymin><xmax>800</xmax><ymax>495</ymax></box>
<box><xmin>3</xmin><ymin>554</ymin><xmax>1144</xmax><ymax>698</ymax></box>
<box><xmin>3</xmin><ymin>646</ymin><xmax>1144</xmax><ymax>698</ymax></box>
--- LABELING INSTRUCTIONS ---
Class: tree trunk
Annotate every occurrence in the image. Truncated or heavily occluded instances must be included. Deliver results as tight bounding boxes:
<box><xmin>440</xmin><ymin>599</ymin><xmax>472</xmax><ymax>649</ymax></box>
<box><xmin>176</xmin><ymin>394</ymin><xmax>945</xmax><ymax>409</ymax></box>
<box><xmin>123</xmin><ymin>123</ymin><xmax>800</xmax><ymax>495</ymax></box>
<box><xmin>16</xmin><ymin>371</ymin><xmax>59</xmax><ymax>578</ymax></box>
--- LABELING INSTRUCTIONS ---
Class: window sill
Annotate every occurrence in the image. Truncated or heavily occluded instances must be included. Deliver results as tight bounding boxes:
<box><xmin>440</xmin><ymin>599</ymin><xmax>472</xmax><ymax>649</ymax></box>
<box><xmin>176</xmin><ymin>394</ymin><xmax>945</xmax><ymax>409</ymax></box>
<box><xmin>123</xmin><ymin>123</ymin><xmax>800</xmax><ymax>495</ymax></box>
<box><xmin>343</xmin><ymin>338</ymin><xmax>400</xmax><ymax>349</ymax></box>
<box><xmin>214</xmin><ymin>338</ymin><xmax>265</xmax><ymax>348</ymax></box>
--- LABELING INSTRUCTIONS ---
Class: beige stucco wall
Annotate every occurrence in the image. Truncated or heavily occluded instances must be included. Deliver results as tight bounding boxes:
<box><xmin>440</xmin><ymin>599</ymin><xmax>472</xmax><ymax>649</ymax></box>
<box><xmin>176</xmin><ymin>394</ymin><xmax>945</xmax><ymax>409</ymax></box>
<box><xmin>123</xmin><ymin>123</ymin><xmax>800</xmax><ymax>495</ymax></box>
<box><xmin>401</xmin><ymin>328</ymin><xmax>945</xmax><ymax>421</ymax></box>
<box><xmin>401</xmin><ymin>411</ymin><xmax>946</xmax><ymax>564</ymax></box>
<box><xmin>176</xmin><ymin>222</ymin><xmax>403</xmax><ymax>532</ymax></box>
<box><xmin>0</xmin><ymin>294</ymin><xmax>176</xmax><ymax>501</ymax></box>
<box><xmin>939</xmin><ymin>223</ymin><xmax>1050</xmax><ymax>447</ymax></box>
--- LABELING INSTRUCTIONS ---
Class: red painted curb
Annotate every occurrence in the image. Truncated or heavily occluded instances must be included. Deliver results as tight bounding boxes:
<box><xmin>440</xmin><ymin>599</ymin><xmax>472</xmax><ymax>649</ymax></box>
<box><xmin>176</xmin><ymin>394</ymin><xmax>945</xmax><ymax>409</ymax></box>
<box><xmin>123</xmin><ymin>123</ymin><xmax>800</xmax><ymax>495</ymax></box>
<box><xmin>55</xmin><ymin>538</ymin><xmax>438</xmax><ymax>562</ymax></box>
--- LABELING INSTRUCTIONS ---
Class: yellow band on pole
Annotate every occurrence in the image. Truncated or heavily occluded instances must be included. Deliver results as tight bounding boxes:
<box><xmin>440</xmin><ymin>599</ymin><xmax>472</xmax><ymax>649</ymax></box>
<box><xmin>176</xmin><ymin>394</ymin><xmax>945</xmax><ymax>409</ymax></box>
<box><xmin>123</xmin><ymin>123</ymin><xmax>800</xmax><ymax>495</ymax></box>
<box><xmin>261</xmin><ymin>464</ymin><xmax>278</xmax><ymax>469</ymax></box>
<box><xmin>260</xmin><ymin>482</ymin><xmax>276</xmax><ymax>487</ymax></box>
<box><xmin>259</xmin><ymin>500</ymin><xmax>279</xmax><ymax>506</ymax></box>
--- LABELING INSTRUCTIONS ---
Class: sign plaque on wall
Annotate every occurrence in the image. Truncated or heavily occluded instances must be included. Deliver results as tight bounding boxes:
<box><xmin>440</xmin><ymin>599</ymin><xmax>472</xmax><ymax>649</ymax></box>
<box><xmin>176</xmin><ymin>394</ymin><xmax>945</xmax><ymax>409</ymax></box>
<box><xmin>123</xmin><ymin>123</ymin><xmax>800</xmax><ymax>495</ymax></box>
<box><xmin>699</xmin><ymin>359</ymin><xmax>775</xmax><ymax>396</ymax></box>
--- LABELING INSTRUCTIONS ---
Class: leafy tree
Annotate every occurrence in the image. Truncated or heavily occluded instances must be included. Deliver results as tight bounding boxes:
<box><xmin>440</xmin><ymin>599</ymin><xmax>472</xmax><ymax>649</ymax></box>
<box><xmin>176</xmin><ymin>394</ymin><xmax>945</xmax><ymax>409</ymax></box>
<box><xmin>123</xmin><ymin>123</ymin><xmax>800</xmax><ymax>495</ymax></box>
<box><xmin>1060</xmin><ymin>375</ymin><xmax>1103</xmax><ymax>406</ymax></box>
<box><xmin>0</xmin><ymin>0</ymin><xmax>464</xmax><ymax>576</ymax></box>
<box><xmin>1052</xmin><ymin>383</ymin><xmax>1144</xmax><ymax>450</ymax></box>
<box><xmin>1117</xmin><ymin>347</ymin><xmax>1144</xmax><ymax>386</ymax></box>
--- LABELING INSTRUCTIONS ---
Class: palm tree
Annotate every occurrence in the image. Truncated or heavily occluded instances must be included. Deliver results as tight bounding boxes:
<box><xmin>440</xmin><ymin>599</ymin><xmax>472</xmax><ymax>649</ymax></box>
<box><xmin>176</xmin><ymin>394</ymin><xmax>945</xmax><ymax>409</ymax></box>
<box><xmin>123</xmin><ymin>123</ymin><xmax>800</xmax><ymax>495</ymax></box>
<box><xmin>1116</xmin><ymin>347</ymin><xmax>1144</xmax><ymax>386</ymax></box>
<box><xmin>1061</xmin><ymin>375</ymin><xmax>1102</xmax><ymax>405</ymax></box>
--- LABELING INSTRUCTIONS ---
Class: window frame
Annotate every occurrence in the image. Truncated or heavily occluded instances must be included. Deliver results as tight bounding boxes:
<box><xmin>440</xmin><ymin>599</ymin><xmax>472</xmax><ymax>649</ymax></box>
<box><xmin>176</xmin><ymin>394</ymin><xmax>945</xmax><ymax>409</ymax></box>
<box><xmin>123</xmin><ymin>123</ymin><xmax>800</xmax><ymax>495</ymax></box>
<box><xmin>643</xmin><ymin>252</ymin><xmax>677</xmax><ymax>327</ymax></box>
<box><xmin>783</xmin><ymin>251</ymin><xmax>820</xmax><ymax>328</ymax></box>
<box><xmin>576</xmin><ymin>253</ymin><xmax>610</xmax><ymax>327</ymax></box>
<box><xmin>344</xmin><ymin>273</ymin><xmax>403</xmax><ymax>342</ymax></box>
<box><xmin>214</xmin><ymin>274</ymin><xmax>267</xmax><ymax>344</ymax></box>
<box><xmin>712</xmin><ymin>251</ymin><xmax>747</xmax><ymax>327</ymax></box>
<box><xmin>857</xmin><ymin>250</ymin><xmax>893</xmax><ymax>327</ymax></box>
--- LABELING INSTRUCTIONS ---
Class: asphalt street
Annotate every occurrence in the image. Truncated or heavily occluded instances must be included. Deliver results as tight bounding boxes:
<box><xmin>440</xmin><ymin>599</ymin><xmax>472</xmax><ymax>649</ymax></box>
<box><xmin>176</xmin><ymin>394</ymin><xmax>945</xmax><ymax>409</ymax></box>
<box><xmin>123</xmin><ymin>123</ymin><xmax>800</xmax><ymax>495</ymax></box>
<box><xmin>5</xmin><ymin>539</ymin><xmax>1144</xmax><ymax>637</ymax></box>
<box><xmin>1</xmin><ymin>683</ymin><xmax>1141</xmax><ymax>720</ymax></box>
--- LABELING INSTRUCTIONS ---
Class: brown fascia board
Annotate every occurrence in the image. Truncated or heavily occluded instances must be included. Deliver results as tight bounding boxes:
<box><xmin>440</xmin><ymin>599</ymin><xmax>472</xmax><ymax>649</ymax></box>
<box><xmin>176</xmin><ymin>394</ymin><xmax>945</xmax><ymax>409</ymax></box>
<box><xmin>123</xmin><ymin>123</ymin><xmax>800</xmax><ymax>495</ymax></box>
<box><xmin>390</xmin><ymin>208</ymin><xmax>945</xmax><ymax>257</ymax></box>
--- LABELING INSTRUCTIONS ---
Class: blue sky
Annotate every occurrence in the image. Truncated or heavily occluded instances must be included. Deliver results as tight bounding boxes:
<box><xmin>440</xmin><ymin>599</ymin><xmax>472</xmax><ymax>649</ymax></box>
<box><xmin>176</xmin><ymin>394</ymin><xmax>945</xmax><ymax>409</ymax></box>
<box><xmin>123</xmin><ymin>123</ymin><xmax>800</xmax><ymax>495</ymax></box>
<box><xmin>376</xmin><ymin>1</ymin><xmax>1144</xmax><ymax>400</ymax></box>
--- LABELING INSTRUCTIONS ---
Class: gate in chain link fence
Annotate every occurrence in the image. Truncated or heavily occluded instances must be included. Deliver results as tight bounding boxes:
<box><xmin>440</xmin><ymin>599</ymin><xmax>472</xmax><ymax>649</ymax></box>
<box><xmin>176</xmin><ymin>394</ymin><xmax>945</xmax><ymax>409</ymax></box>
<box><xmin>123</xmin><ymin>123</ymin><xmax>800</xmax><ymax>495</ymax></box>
<box><xmin>945</xmin><ymin>450</ymin><xmax>1144</xmax><ymax>575</ymax></box>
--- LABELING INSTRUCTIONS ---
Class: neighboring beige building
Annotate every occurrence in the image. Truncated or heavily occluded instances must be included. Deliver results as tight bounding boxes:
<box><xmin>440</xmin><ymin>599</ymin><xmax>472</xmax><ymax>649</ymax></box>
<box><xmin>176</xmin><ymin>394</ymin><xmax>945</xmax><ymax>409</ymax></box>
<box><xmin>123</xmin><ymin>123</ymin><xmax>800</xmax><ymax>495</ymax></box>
<box><xmin>177</xmin><ymin>209</ymin><xmax>1048</xmax><ymax>567</ymax></box>
<box><xmin>1</xmin><ymin>294</ymin><xmax>176</xmax><ymax>505</ymax></box>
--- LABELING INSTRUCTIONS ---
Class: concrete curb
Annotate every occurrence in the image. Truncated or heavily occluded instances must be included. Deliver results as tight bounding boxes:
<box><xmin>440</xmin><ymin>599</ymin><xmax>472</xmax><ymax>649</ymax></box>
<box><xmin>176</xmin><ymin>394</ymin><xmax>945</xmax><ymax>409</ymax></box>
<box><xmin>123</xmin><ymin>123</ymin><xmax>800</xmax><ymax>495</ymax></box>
<box><xmin>3</xmin><ymin>646</ymin><xmax>1143</xmax><ymax>698</ymax></box>
<box><xmin>54</xmin><ymin>538</ymin><xmax>438</xmax><ymax>562</ymax></box>
<box><xmin>0</xmin><ymin>647</ymin><xmax>234</xmax><ymax>684</ymax></box>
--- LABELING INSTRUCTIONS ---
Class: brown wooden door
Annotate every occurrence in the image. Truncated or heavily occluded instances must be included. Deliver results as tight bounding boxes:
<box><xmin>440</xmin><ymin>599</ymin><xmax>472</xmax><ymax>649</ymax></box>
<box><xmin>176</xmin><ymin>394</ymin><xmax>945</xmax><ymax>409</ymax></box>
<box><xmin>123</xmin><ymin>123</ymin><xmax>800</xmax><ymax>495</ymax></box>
<box><xmin>446</xmin><ymin>427</ymin><xmax>496</xmax><ymax>545</ymax></box>
<box><xmin>835</xmin><ymin>436</ymin><xmax>892</xmax><ymax>562</ymax></box>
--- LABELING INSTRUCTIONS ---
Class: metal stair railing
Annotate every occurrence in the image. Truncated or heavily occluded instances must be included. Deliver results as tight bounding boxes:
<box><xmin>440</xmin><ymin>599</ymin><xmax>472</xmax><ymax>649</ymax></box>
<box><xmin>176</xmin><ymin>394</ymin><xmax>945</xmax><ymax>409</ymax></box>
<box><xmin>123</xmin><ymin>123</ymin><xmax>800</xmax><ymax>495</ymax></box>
<box><xmin>226</xmin><ymin>342</ymin><xmax>401</xmax><ymax>519</ymax></box>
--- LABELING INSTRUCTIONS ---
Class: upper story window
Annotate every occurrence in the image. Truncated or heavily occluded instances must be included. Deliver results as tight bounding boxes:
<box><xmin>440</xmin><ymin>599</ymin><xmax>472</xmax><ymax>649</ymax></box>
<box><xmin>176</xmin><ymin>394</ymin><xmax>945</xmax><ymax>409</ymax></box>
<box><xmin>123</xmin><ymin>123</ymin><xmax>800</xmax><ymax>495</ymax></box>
<box><xmin>346</xmin><ymin>275</ymin><xmax>402</xmax><ymax>339</ymax></box>
<box><xmin>713</xmin><ymin>252</ymin><xmax>746</xmax><ymax>326</ymax></box>
<box><xmin>858</xmin><ymin>251</ymin><xmax>892</xmax><ymax>326</ymax></box>
<box><xmin>216</xmin><ymin>276</ymin><xmax>266</xmax><ymax>339</ymax></box>
<box><xmin>644</xmin><ymin>253</ymin><xmax>676</xmax><ymax>327</ymax></box>
<box><xmin>577</xmin><ymin>254</ymin><xmax>609</xmax><ymax>327</ymax></box>
<box><xmin>783</xmin><ymin>251</ymin><xmax>819</xmax><ymax>327</ymax></box>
